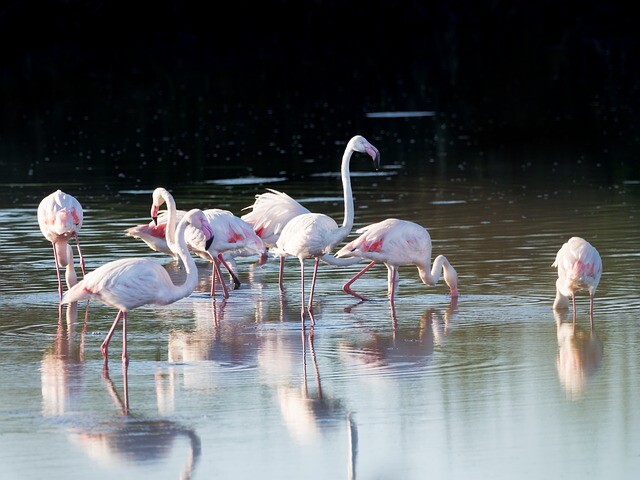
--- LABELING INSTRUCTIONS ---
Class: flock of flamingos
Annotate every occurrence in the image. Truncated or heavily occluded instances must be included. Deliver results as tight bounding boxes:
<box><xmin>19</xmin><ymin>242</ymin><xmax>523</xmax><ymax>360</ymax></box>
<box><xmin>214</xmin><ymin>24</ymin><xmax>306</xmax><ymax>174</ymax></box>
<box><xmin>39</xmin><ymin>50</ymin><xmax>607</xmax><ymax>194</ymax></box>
<box><xmin>36</xmin><ymin>135</ymin><xmax>603</xmax><ymax>367</ymax></box>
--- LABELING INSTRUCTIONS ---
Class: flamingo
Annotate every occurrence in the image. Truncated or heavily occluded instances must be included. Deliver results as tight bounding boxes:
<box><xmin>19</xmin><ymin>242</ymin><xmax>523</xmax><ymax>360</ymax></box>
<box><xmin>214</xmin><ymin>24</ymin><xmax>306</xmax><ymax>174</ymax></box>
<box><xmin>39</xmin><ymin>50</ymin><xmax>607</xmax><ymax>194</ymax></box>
<box><xmin>38</xmin><ymin>189</ymin><xmax>87</xmax><ymax>300</ymax></box>
<box><xmin>335</xmin><ymin>218</ymin><xmax>459</xmax><ymax>317</ymax></box>
<box><xmin>126</xmin><ymin>187</ymin><xmax>267</xmax><ymax>298</ymax></box>
<box><xmin>61</xmin><ymin>208</ymin><xmax>214</xmax><ymax>367</ymax></box>
<box><xmin>241</xmin><ymin>188</ymin><xmax>311</xmax><ymax>287</ymax></box>
<box><xmin>552</xmin><ymin>236</ymin><xmax>602</xmax><ymax>328</ymax></box>
<box><xmin>272</xmin><ymin>135</ymin><xmax>381</xmax><ymax>324</ymax></box>
<box><xmin>187</xmin><ymin>207</ymin><xmax>268</xmax><ymax>299</ymax></box>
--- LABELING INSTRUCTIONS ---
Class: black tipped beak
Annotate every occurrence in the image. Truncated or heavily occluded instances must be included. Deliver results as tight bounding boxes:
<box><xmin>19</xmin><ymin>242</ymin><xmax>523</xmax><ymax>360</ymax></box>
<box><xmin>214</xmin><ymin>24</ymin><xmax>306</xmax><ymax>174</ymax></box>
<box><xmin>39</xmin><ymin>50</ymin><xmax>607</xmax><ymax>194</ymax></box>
<box><xmin>373</xmin><ymin>152</ymin><xmax>381</xmax><ymax>171</ymax></box>
<box><xmin>152</xmin><ymin>216</ymin><xmax>158</xmax><ymax>226</ymax></box>
<box><xmin>205</xmin><ymin>235</ymin><xmax>214</xmax><ymax>250</ymax></box>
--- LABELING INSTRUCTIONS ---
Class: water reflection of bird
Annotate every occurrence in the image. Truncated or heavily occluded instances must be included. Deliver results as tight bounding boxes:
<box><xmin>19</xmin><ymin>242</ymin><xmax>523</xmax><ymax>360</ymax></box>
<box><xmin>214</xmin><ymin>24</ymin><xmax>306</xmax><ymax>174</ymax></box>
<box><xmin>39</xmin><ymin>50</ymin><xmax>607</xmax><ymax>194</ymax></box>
<box><xmin>168</xmin><ymin>298</ymin><xmax>258</xmax><ymax>365</ymax></box>
<box><xmin>61</xmin><ymin>209</ymin><xmax>213</xmax><ymax>368</ymax></box>
<box><xmin>275</xmin><ymin>331</ymin><xmax>345</xmax><ymax>443</ymax></box>
<box><xmin>272</xmin><ymin>135</ymin><xmax>381</xmax><ymax>324</ymax></box>
<box><xmin>555</xmin><ymin>310</ymin><xmax>603</xmax><ymax>400</ymax></box>
<box><xmin>37</xmin><ymin>190</ymin><xmax>87</xmax><ymax>299</ymax></box>
<box><xmin>68</xmin><ymin>367</ymin><xmax>201</xmax><ymax>480</ymax></box>
<box><xmin>335</xmin><ymin>218</ymin><xmax>458</xmax><ymax>318</ymax></box>
<box><xmin>41</xmin><ymin>302</ymin><xmax>89</xmax><ymax>416</ymax></box>
<box><xmin>552</xmin><ymin>236</ymin><xmax>602</xmax><ymax>328</ymax></box>
<box><xmin>340</xmin><ymin>301</ymin><xmax>458</xmax><ymax>374</ymax></box>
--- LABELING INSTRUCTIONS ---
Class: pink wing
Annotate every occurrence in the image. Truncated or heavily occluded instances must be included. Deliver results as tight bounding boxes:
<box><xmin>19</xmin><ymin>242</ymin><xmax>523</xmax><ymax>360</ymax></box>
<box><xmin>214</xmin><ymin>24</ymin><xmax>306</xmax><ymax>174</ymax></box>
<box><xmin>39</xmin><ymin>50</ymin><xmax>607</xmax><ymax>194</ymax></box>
<box><xmin>188</xmin><ymin>209</ymin><xmax>267</xmax><ymax>258</ymax></box>
<box><xmin>336</xmin><ymin>218</ymin><xmax>432</xmax><ymax>265</ymax></box>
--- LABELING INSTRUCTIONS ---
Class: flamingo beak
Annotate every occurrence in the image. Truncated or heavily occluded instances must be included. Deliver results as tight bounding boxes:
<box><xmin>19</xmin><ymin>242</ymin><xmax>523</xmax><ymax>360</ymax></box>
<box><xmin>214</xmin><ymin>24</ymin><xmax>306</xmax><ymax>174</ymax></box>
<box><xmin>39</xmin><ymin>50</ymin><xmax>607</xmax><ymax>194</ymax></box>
<box><xmin>366</xmin><ymin>145</ymin><xmax>381</xmax><ymax>171</ymax></box>
<box><xmin>151</xmin><ymin>205</ymin><xmax>159</xmax><ymax>225</ymax></box>
<box><xmin>201</xmin><ymin>221</ymin><xmax>215</xmax><ymax>250</ymax></box>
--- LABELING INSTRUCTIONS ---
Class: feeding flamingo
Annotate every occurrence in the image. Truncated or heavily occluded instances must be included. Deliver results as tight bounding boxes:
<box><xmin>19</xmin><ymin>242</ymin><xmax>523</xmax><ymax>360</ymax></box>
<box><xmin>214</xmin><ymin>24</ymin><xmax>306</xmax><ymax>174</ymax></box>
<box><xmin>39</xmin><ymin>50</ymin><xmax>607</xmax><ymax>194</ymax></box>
<box><xmin>552</xmin><ymin>236</ymin><xmax>602</xmax><ymax>328</ymax></box>
<box><xmin>61</xmin><ymin>208</ymin><xmax>214</xmax><ymax>367</ymax></box>
<box><xmin>37</xmin><ymin>190</ymin><xmax>87</xmax><ymax>300</ymax></box>
<box><xmin>335</xmin><ymin>218</ymin><xmax>459</xmax><ymax>317</ymax></box>
<box><xmin>272</xmin><ymin>135</ymin><xmax>381</xmax><ymax>324</ymax></box>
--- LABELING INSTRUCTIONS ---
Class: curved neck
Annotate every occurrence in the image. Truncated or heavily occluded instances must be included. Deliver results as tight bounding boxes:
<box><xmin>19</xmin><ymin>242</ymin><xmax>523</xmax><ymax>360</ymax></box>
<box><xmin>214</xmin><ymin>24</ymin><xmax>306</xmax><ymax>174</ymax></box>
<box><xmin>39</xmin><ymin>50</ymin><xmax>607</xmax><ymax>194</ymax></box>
<box><xmin>417</xmin><ymin>255</ymin><xmax>447</xmax><ymax>286</ymax></box>
<box><xmin>169</xmin><ymin>218</ymin><xmax>199</xmax><ymax>301</ymax></box>
<box><xmin>339</xmin><ymin>146</ymin><xmax>355</xmax><ymax>235</ymax></box>
<box><xmin>162</xmin><ymin>190</ymin><xmax>179</xmax><ymax>252</ymax></box>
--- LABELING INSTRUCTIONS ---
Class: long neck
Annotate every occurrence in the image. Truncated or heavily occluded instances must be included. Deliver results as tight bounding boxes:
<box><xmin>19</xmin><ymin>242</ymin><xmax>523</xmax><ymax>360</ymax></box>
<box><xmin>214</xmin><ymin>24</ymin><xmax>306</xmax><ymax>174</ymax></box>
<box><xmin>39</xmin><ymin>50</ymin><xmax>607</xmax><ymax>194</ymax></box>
<box><xmin>162</xmin><ymin>191</ymin><xmax>179</xmax><ymax>252</ymax></box>
<box><xmin>338</xmin><ymin>146</ymin><xmax>354</xmax><ymax>236</ymax></box>
<box><xmin>417</xmin><ymin>255</ymin><xmax>448</xmax><ymax>286</ymax></box>
<box><xmin>167</xmin><ymin>219</ymin><xmax>199</xmax><ymax>302</ymax></box>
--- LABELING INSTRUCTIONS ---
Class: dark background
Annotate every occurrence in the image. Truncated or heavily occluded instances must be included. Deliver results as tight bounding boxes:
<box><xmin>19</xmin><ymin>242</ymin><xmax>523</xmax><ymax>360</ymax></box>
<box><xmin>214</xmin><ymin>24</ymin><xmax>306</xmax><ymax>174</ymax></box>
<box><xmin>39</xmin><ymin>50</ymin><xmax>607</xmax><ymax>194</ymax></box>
<box><xmin>1</xmin><ymin>0</ymin><xmax>638</xmax><ymax>184</ymax></box>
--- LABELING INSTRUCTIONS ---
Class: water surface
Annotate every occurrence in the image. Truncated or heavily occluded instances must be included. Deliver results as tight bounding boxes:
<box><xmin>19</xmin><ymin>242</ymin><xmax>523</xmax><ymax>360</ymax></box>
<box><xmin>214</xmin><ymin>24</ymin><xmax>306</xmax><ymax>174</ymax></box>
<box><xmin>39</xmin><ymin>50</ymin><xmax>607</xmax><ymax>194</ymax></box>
<box><xmin>1</xmin><ymin>153</ymin><xmax>639</xmax><ymax>479</ymax></box>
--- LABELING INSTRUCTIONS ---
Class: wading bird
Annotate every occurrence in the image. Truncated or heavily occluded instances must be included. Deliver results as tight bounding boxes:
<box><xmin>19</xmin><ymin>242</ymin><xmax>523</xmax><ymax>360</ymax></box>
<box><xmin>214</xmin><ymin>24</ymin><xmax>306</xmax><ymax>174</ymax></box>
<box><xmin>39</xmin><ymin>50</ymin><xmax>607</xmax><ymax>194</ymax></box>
<box><xmin>272</xmin><ymin>135</ymin><xmax>381</xmax><ymax>325</ymax></box>
<box><xmin>241</xmin><ymin>188</ymin><xmax>311</xmax><ymax>287</ymax></box>
<box><xmin>127</xmin><ymin>187</ymin><xmax>267</xmax><ymax>298</ymax></box>
<box><xmin>38</xmin><ymin>190</ymin><xmax>87</xmax><ymax>300</ymax></box>
<box><xmin>552</xmin><ymin>236</ymin><xmax>602</xmax><ymax>328</ymax></box>
<box><xmin>61</xmin><ymin>209</ymin><xmax>214</xmax><ymax>367</ymax></box>
<box><xmin>335</xmin><ymin>218</ymin><xmax>459</xmax><ymax>317</ymax></box>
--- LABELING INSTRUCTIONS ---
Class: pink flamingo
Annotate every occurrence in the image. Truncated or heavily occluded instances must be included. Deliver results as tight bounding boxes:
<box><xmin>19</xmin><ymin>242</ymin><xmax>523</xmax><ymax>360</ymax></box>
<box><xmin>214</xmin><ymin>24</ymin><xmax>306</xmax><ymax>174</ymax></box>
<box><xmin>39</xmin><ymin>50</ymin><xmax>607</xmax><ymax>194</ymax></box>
<box><xmin>552</xmin><ymin>236</ymin><xmax>602</xmax><ymax>328</ymax></box>
<box><xmin>272</xmin><ymin>135</ymin><xmax>381</xmax><ymax>324</ymax></box>
<box><xmin>188</xmin><ymin>207</ymin><xmax>268</xmax><ymax>299</ymax></box>
<box><xmin>61</xmin><ymin>208</ymin><xmax>214</xmax><ymax>367</ymax></box>
<box><xmin>126</xmin><ymin>188</ymin><xmax>267</xmax><ymax>298</ymax></box>
<box><xmin>241</xmin><ymin>188</ymin><xmax>310</xmax><ymax>287</ymax></box>
<box><xmin>335</xmin><ymin>218</ymin><xmax>459</xmax><ymax>317</ymax></box>
<box><xmin>38</xmin><ymin>190</ymin><xmax>87</xmax><ymax>300</ymax></box>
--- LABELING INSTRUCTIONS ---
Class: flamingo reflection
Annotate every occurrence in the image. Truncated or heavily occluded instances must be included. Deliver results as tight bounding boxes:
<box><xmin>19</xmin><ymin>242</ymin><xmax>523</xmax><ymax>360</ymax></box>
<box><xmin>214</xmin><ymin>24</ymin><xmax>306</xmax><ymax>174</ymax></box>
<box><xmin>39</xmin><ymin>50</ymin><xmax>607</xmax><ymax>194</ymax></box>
<box><xmin>555</xmin><ymin>310</ymin><xmax>603</xmax><ymax>400</ymax></box>
<box><xmin>41</xmin><ymin>302</ymin><xmax>88</xmax><ymax>416</ymax></box>
<box><xmin>339</xmin><ymin>300</ymin><xmax>458</xmax><ymax>371</ymax></box>
<box><xmin>68</xmin><ymin>366</ymin><xmax>201</xmax><ymax>480</ymax></box>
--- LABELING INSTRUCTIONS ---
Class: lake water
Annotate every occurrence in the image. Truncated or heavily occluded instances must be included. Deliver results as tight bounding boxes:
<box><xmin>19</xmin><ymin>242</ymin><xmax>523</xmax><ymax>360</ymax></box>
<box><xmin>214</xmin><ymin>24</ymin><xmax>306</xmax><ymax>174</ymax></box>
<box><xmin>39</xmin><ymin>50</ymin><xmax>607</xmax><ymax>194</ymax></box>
<box><xmin>1</xmin><ymin>134</ymin><xmax>639</xmax><ymax>479</ymax></box>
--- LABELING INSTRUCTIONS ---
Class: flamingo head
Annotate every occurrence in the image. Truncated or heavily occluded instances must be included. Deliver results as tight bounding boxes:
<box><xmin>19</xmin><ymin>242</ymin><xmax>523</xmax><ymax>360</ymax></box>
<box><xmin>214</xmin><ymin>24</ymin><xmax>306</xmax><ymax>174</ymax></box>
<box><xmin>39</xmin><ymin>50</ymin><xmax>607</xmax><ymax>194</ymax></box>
<box><xmin>187</xmin><ymin>210</ymin><xmax>215</xmax><ymax>250</ymax></box>
<box><xmin>151</xmin><ymin>187</ymin><xmax>169</xmax><ymax>225</ymax></box>
<box><xmin>444</xmin><ymin>263</ymin><xmax>459</xmax><ymax>298</ymax></box>
<box><xmin>350</xmin><ymin>135</ymin><xmax>381</xmax><ymax>171</ymax></box>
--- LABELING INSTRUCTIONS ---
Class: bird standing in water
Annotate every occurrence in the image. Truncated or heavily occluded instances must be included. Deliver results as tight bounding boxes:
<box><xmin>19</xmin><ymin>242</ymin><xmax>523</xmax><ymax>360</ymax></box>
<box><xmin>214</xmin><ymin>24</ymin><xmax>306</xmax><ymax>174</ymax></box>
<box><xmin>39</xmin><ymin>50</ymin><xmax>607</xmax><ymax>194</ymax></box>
<box><xmin>61</xmin><ymin>209</ymin><xmax>214</xmax><ymax>368</ymax></box>
<box><xmin>552</xmin><ymin>236</ymin><xmax>602</xmax><ymax>329</ymax></box>
<box><xmin>38</xmin><ymin>190</ymin><xmax>87</xmax><ymax>300</ymax></box>
<box><xmin>272</xmin><ymin>135</ymin><xmax>381</xmax><ymax>325</ymax></box>
<box><xmin>335</xmin><ymin>218</ymin><xmax>458</xmax><ymax>318</ymax></box>
<box><xmin>241</xmin><ymin>188</ymin><xmax>310</xmax><ymax>287</ymax></box>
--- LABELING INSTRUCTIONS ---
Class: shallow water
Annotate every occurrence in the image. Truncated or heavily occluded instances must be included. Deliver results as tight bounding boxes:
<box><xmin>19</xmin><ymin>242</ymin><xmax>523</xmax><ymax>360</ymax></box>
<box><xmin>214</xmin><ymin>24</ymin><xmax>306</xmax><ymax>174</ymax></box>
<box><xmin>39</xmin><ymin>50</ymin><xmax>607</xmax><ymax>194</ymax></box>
<box><xmin>1</xmin><ymin>151</ymin><xmax>639</xmax><ymax>479</ymax></box>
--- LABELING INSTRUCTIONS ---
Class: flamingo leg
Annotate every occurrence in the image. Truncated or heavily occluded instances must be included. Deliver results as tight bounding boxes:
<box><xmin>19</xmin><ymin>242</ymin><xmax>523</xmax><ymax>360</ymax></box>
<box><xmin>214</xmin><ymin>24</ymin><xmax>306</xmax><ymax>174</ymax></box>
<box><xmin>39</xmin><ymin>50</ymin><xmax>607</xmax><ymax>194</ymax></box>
<box><xmin>589</xmin><ymin>294</ymin><xmax>595</xmax><ymax>330</ymax></box>
<box><xmin>307</xmin><ymin>257</ymin><xmax>319</xmax><ymax>326</ymax></box>
<box><xmin>571</xmin><ymin>294</ymin><xmax>577</xmax><ymax>330</ymax></box>
<box><xmin>299</xmin><ymin>258</ymin><xmax>306</xmax><ymax>323</ymax></box>
<box><xmin>278</xmin><ymin>256</ymin><xmax>285</xmax><ymax>290</ymax></box>
<box><xmin>52</xmin><ymin>243</ymin><xmax>63</xmax><ymax>300</ymax></box>
<box><xmin>101</xmin><ymin>310</ymin><xmax>125</xmax><ymax>366</ymax></box>
<box><xmin>209</xmin><ymin>256</ymin><xmax>230</xmax><ymax>299</ymax></box>
<box><xmin>342</xmin><ymin>261</ymin><xmax>376</xmax><ymax>300</ymax></box>
<box><xmin>218</xmin><ymin>253</ymin><xmax>241</xmax><ymax>289</ymax></box>
<box><xmin>121</xmin><ymin>311</ymin><xmax>129</xmax><ymax>366</ymax></box>
<box><xmin>388</xmin><ymin>266</ymin><xmax>398</xmax><ymax>308</ymax></box>
<box><xmin>74</xmin><ymin>232</ymin><xmax>87</xmax><ymax>276</ymax></box>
